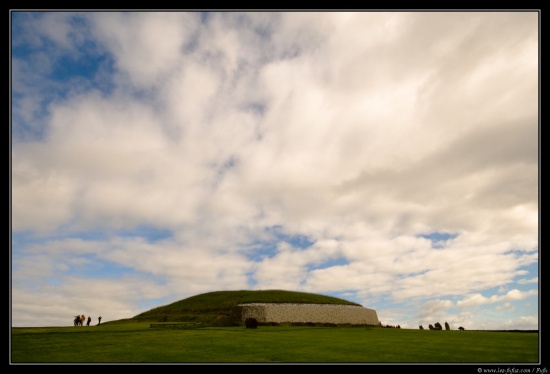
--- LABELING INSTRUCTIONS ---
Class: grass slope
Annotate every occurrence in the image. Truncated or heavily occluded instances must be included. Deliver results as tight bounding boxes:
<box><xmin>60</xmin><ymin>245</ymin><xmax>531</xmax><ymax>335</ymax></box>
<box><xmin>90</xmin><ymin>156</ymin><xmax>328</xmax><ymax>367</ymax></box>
<box><xmin>131</xmin><ymin>290</ymin><xmax>361</xmax><ymax>323</ymax></box>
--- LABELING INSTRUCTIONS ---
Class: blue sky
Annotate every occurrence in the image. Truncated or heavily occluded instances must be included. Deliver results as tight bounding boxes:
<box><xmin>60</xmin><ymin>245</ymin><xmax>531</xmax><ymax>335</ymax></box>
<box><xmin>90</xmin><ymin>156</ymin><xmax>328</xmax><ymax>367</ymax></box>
<box><xmin>10</xmin><ymin>11</ymin><xmax>539</xmax><ymax>330</ymax></box>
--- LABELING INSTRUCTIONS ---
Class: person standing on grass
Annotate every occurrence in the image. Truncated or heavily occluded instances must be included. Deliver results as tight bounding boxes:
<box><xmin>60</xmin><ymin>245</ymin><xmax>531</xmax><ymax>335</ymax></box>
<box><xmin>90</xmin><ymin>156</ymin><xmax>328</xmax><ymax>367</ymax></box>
<box><xmin>87</xmin><ymin>316</ymin><xmax>91</xmax><ymax>326</ymax></box>
<box><xmin>98</xmin><ymin>316</ymin><xmax>102</xmax><ymax>325</ymax></box>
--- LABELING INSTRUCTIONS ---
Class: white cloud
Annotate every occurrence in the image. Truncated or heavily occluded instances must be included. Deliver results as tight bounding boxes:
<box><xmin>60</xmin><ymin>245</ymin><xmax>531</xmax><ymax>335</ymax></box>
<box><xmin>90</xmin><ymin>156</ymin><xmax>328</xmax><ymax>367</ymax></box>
<box><xmin>89</xmin><ymin>12</ymin><xmax>200</xmax><ymax>89</ymax></box>
<box><xmin>456</xmin><ymin>289</ymin><xmax>538</xmax><ymax>308</ymax></box>
<box><xmin>518</xmin><ymin>277</ymin><xmax>538</xmax><ymax>284</ymax></box>
<box><xmin>496</xmin><ymin>302</ymin><xmax>514</xmax><ymax>311</ymax></box>
<box><xmin>11</xmin><ymin>11</ymin><xmax>539</xmax><ymax>329</ymax></box>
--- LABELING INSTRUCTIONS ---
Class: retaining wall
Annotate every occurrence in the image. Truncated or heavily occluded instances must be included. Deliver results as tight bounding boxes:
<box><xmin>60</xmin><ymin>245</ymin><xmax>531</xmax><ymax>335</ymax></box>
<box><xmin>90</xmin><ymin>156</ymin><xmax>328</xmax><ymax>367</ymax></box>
<box><xmin>237</xmin><ymin>303</ymin><xmax>379</xmax><ymax>325</ymax></box>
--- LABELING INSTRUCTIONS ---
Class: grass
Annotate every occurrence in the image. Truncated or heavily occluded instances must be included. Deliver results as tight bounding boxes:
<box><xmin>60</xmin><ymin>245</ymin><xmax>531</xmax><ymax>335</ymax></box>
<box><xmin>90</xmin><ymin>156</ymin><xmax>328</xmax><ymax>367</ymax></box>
<box><xmin>11</xmin><ymin>324</ymin><xmax>539</xmax><ymax>363</ymax></box>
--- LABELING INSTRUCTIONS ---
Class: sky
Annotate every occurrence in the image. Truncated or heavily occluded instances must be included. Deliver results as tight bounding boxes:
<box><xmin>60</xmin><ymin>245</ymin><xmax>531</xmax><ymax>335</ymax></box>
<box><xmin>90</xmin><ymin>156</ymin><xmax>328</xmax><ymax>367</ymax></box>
<box><xmin>10</xmin><ymin>11</ymin><xmax>539</xmax><ymax>330</ymax></box>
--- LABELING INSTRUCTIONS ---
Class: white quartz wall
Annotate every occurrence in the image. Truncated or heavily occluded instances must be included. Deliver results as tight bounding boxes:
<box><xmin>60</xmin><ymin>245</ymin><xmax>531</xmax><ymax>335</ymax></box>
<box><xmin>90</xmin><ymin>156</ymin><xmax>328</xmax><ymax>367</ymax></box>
<box><xmin>238</xmin><ymin>303</ymin><xmax>379</xmax><ymax>325</ymax></box>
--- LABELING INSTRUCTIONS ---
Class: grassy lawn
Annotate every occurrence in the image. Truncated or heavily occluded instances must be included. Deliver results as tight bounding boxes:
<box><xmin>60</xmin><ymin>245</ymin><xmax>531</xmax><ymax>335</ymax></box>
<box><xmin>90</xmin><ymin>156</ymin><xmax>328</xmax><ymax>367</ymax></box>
<box><xmin>10</xmin><ymin>324</ymin><xmax>539</xmax><ymax>363</ymax></box>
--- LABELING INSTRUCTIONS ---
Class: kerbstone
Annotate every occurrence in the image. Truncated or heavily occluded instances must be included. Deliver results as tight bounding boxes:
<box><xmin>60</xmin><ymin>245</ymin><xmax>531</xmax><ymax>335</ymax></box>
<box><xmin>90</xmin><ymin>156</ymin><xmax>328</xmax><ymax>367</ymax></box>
<box><xmin>238</xmin><ymin>303</ymin><xmax>379</xmax><ymax>325</ymax></box>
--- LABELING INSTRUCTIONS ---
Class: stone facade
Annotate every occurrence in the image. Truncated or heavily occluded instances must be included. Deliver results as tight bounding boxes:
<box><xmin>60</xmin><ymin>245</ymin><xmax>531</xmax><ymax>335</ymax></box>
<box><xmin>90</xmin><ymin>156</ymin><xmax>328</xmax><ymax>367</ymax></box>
<box><xmin>237</xmin><ymin>303</ymin><xmax>380</xmax><ymax>325</ymax></box>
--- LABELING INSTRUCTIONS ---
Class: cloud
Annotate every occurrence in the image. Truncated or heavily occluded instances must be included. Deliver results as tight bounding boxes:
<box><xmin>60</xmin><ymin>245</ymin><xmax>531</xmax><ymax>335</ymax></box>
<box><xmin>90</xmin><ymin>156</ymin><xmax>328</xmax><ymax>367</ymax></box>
<box><xmin>518</xmin><ymin>277</ymin><xmax>538</xmax><ymax>284</ymax></box>
<box><xmin>11</xmin><ymin>11</ymin><xmax>539</xmax><ymax>329</ymax></box>
<box><xmin>456</xmin><ymin>289</ymin><xmax>538</xmax><ymax>308</ymax></box>
<box><xmin>88</xmin><ymin>12</ymin><xmax>201</xmax><ymax>89</ymax></box>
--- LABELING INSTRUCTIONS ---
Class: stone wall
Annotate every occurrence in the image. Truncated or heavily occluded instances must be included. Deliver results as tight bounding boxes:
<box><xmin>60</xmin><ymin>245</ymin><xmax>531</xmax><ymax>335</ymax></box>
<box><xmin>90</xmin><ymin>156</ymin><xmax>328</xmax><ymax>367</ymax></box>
<box><xmin>237</xmin><ymin>303</ymin><xmax>380</xmax><ymax>325</ymax></box>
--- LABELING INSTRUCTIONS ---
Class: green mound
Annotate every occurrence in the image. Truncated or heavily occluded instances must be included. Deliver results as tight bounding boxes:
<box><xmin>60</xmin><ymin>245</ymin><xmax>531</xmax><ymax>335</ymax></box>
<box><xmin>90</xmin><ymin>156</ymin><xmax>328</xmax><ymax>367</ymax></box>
<box><xmin>131</xmin><ymin>290</ymin><xmax>361</xmax><ymax>323</ymax></box>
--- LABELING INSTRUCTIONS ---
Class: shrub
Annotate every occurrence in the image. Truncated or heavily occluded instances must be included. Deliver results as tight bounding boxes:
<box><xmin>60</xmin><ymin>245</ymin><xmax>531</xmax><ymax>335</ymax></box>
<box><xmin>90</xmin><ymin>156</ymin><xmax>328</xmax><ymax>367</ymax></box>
<box><xmin>211</xmin><ymin>315</ymin><xmax>234</xmax><ymax>327</ymax></box>
<box><xmin>258</xmin><ymin>322</ymin><xmax>279</xmax><ymax>326</ymax></box>
<box><xmin>245</xmin><ymin>318</ymin><xmax>258</xmax><ymax>329</ymax></box>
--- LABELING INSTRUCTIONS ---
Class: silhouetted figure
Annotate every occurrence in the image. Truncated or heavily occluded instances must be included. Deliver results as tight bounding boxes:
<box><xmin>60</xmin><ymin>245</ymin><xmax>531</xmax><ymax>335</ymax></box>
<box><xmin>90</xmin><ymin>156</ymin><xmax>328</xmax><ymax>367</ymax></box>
<box><xmin>98</xmin><ymin>316</ymin><xmax>102</xmax><ymax>325</ymax></box>
<box><xmin>74</xmin><ymin>315</ymin><xmax>85</xmax><ymax>326</ymax></box>
<box><xmin>87</xmin><ymin>316</ymin><xmax>91</xmax><ymax>326</ymax></box>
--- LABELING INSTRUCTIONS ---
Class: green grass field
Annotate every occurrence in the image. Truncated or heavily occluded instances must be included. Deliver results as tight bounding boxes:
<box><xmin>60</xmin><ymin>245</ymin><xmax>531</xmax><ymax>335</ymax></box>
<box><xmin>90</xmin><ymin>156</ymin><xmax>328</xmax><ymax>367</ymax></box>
<box><xmin>10</xmin><ymin>323</ymin><xmax>539</xmax><ymax>363</ymax></box>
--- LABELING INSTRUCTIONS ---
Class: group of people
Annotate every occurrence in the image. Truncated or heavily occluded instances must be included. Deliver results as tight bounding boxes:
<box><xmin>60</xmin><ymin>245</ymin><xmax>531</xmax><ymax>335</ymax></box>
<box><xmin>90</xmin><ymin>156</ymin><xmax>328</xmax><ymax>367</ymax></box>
<box><xmin>73</xmin><ymin>315</ymin><xmax>102</xmax><ymax>326</ymax></box>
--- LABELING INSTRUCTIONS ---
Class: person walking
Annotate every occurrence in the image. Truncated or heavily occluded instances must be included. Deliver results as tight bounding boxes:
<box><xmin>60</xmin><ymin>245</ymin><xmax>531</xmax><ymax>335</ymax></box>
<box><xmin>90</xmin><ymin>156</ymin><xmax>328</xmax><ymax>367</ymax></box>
<box><xmin>87</xmin><ymin>316</ymin><xmax>91</xmax><ymax>326</ymax></box>
<box><xmin>98</xmin><ymin>316</ymin><xmax>102</xmax><ymax>325</ymax></box>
